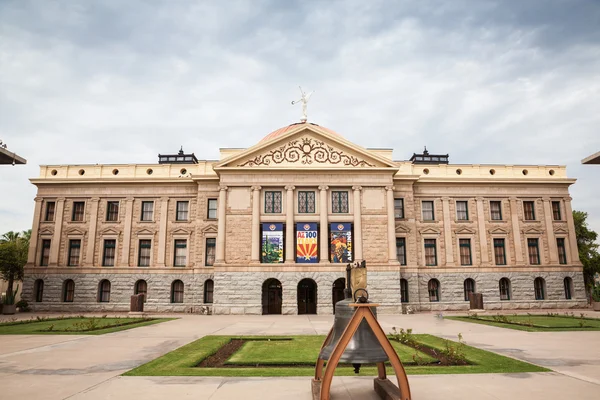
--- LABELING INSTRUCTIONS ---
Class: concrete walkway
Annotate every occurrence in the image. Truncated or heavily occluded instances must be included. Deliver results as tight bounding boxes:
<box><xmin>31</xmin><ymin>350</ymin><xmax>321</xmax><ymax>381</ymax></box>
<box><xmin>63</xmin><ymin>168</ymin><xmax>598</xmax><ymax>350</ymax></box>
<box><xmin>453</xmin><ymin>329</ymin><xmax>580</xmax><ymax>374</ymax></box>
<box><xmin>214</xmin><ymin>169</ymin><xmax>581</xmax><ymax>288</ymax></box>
<box><xmin>0</xmin><ymin>312</ymin><xmax>598</xmax><ymax>399</ymax></box>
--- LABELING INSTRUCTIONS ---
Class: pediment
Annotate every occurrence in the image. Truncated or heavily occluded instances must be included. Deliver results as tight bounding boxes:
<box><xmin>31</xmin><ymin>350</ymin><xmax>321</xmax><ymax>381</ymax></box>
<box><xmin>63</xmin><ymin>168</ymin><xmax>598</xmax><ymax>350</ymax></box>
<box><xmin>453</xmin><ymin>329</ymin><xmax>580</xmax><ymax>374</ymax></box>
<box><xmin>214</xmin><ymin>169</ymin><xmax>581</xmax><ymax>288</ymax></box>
<box><xmin>100</xmin><ymin>227</ymin><xmax>121</xmax><ymax>236</ymax></box>
<box><xmin>65</xmin><ymin>227</ymin><xmax>86</xmax><ymax>236</ymax></box>
<box><xmin>419</xmin><ymin>227</ymin><xmax>441</xmax><ymax>235</ymax></box>
<box><xmin>201</xmin><ymin>224</ymin><xmax>218</xmax><ymax>234</ymax></box>
<box><xmin>521</xmin><ymin>226</ymin><xmax>544</xmax><ymax>235</ymax></box>
<box><xmin>553</xmin><ymin>226</ymin><xmax>569</xmax><ymax>234</ymax></box>
<box><xmin>395</xmin><ymin>224</ymin><xmax>411</xmax><ymax>233</ymax></box>
<box><xmin>454</xmin><ymin>226</ymin><xmax>476</xmax><ymax>235</ymax></box>
<box><xmin>215</xmin><ymin>125</ymin><xmax>397</xmax><ymax>170</ymax></box>
<box><xmin>135</xmin><ymin>228</ymin><xmax>155</xmax><ymax>236</ymax></box>
<box><xmin>38</xmin><ymin>227</ymin><xmax>54</xmax><ymax>236</ymax></box>
<box><xmin>172</xmin><ymin>228</ymin><xmax>192</xmax><ymax>235</ymax></box>
<box><xmin>489</xmin><ymin>227</ymin><xmax>510</xmax><ymax>235</ymax></box>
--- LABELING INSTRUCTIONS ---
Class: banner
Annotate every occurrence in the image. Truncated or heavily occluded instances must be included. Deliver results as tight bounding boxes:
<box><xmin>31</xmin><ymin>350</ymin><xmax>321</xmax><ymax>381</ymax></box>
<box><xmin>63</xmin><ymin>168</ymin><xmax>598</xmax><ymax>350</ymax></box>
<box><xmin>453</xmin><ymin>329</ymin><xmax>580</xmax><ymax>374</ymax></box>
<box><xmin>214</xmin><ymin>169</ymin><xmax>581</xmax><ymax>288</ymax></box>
<box><xmin>262</xmin><ymin>223</ymin><xmax>284</xmax><ymax>263</ymax></box>
<box><xmin>330</xmin><ymin>223</ymin><xmax>352</xmax><ymax>263</ymax></box>
<box><xmin>296</xmin><ymin>223</ymin><xmax>318</xmax><ymax>263</ymax></box>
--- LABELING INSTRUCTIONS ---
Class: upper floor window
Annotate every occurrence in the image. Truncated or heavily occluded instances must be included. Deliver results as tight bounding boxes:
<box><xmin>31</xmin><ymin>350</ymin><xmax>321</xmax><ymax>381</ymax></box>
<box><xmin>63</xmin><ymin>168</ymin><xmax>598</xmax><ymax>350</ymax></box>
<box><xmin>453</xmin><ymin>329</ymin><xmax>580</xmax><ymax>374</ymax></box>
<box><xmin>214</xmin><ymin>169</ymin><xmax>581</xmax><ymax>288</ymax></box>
<box><xmin>523</xmin><ymin>201</ymin><xmax>535</xmax><ymax>220</ymax></box>
<box><xmin>264</xmin><ymin>191</ymin><xmax>282</xmax><ymax>213</ymax></box>
<box><xmin>40</xmin><ymin>239</ymin><xmax>51</xmax><ymax>266</ymax></box>
<box><xmin>396</xmin><ymin>237</ymin><xmax>406</xmax><ymax>265</ymax></box>
<box><xmin>141</xmin><ymin>201</ymin><xmax>154</xmax><ymax>221</ymax></box>
<box><xmin>45</xmin><ymin>201</ymin><xmax>55</xmax><ymax>222</ymax></box>
<box><xmin>176</xmin><ymin>201</ymin><xmax>189</xmax><ymax>221</ymax></box>
<box><xmin>68</xmin><ymin>239</ymin><xmax>81</xmax><ymax>266</ymax></box>
<box><xmin>493</xmin><ymin>238</ymin><xmax>506</xmax><ymax>265</ymax></box>
<box><xmin>422</xmin><ymin>201</ymin><xmax>434</xmax><ymax>221</ymax></box>
<box><xmin>298</xmin><ymin>191</ymin><xmax>316</xmax><ymax>213</ymax></box>
<box><xmin>552</xmin><ymin>201</ymin><xmax>562</xmax><ymax>221</ymax></box>
<box><xmin>205</xmin><ymin>238</ymin><xmax>216</xmax><ymax>266</ymax></box>
<box><xmin>557</xmin><ymin>238</ymin><xmax>567</xmax><ymax>264</ymax></box>
<box><xmin>138</xmin><ymin>240</ymin><xmax>151</xmax><ymax>267</ymax></box>
<box><xmin>424</xmin><ymin>239</ymin><xmax>437</xmax><ymax>266</ymax></box>
<box><xmin>174</xmin><ymin>239</ymin><xmax>187</xmax><ymax>266</ymax></box>
<box><xmin>106</xmin><ymin>201</ymin><xmax>119</xmax><ymax>221</ymax></box>
<box><xmin>332</xmin><ymin>191</ymin><xmax>349</xmax><ymax>213</ymax></box>
<box><xmin>207</xmin><ymin>199</ymin><xmax>217</xmax><ymax>219</ymax></box>
<box><xmin>459</xmin><ymin>239</ymin><xmax>472</xmax><ymax>265</ymax></box>
<box><xmin>456</xmin><ymin>201</ymin><xmax>469</xmax><ymax>221</ymax></box>
<box><xmin>394</xmin><ymin>198</ymin><xmax>405</xmax><ymax>219</ymax></box>
<box><xmin>102</xmin><ymin>239</ymin><xmax>116</xmax><ymax>266</ymax></box>
<box><xmin>527</xmin><ymin>238</ymin><xmax>540</xmax><ymax>265</ymax></box>
<box><xmin>72</xmin><ymin>201</ymin><xmax>85</xmax><ymax>222</ymax></box>
<box><xmin>490</xmin><ymin>201</ymin><xmax>502</xmax><ymax>220</ymax></box>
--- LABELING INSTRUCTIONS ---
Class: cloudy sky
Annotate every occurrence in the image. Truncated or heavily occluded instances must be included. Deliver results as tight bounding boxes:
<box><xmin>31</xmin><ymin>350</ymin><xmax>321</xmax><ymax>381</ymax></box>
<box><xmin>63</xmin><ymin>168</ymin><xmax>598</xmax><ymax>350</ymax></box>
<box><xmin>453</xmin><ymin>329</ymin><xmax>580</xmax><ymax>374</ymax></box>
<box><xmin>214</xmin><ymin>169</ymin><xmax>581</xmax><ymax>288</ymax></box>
<box><xmin>1</xmin><ymin>0</ymin><xmax>599</xmax><ymax>236</ymax></box>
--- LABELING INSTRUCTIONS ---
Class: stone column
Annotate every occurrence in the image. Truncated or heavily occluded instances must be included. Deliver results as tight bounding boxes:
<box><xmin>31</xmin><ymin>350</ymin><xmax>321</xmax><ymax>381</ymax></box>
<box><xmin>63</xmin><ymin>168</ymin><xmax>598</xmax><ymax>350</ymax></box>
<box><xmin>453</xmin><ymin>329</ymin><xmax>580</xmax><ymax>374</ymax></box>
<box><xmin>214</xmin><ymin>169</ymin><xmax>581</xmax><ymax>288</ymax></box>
<box><xmin>216</xmin><ymin>186</ymin><xmax>227</xmax><ymax>263</ymax></box>
<box><xmin>509</xmin><ymin>197</ymin><xmax>524</xmax><ymax>264</ymax></box>
<box><xmin>84</xmin><ymin>198</ymin><xmax>100</xmax><ymax>266</ymax></box>
<box><xmin>26</xmin><ymin>197</ymin><xmax>43</xmax><ymax>266</ymax></box>
<box><xmin>319</xmin><ymin>186</ymin><xmax>329</xmax><ymax>262</ymax></box>
<box><xmin>251</xmin><ymin>186</ymin><xmax>261</xmax><ymax>262</ymax></box>
<box><xmin>543</xmin><ymin>198</ymin><xmax>558</xmax><ymax>264</ymax></box>
<box><xmin>564</xmin><ymin>196</ymin><xmax>582</xmax><ymax>265</ymax></box>
<box><xmin>285</xmin><ymin>185</ymin><xmax>295</xmax><ymax>262</ymax></box>
<box><xmin>353</xmin><ymin>186</ymin><xmax>363</xmax><ymax>261</ymax></box>
<box><xmin>476</xmin><ymin>197</ymin><xmax>489</xmax><ymax>265</ymax></box>
<box><xmin>441</xmin><ymin>197</ymin><xmax>454</xmax><ymax>265</ymax></box>
<box><xmin>121</xmin><ymin>197</ymin><xmax>134</xmax><ymax>266</ymax></box>
<box><xmin>156</xmin><ymin>197</ymin><xmax>169</xmax><ymax>267</ymax></box>
<box><xmin>386</xmin><ymin>186</ymin><xmax>398</xmax><ymax>263</ymax></box>
<box><xmin>49</xmin><ymin>198</ymin><xmax>65</xmax><ymax>267</ymax></box>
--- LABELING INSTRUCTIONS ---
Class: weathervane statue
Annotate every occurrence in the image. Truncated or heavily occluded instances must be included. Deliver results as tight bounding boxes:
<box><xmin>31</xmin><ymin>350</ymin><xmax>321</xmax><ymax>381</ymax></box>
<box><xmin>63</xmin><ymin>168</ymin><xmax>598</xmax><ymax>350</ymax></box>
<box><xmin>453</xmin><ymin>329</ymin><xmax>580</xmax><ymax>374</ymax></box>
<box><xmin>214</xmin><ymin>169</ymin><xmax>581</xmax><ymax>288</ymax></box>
<box><xmin>291</xmin><ymin>86</ymin><xmax>314</xmax><ymax>123</ymax></box>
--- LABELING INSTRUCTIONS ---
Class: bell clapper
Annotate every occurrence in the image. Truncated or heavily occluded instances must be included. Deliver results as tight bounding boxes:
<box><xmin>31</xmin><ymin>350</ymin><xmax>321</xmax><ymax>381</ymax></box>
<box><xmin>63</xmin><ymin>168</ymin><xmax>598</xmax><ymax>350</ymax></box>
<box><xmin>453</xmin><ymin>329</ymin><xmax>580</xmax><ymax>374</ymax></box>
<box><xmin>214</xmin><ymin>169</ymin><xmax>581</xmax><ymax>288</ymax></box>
<box><xmin>352</xmin><ymin>363</ymin><xmax>361</xmax><ymax>374</ymax></box>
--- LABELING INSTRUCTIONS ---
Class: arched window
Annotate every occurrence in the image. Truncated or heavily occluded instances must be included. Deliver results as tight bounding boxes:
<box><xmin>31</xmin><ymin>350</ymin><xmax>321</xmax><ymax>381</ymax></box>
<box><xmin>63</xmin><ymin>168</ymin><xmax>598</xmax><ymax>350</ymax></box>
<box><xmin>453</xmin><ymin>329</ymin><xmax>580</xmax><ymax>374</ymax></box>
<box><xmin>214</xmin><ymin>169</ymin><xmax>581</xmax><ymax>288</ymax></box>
<box><xmin>62</xmin><ymin>279</ymin><xmax>75</xmax><ymax>302</ymax></box>
<box><xmin>98</xmin><ymin>280</ymin><xmax>111</xmax><ymax>303</ymax></box>
<box><xmin>463</xmin><ymin>278</ymin><xmax>475</xmax><ymax>301</ymax></box>
<box><xmin>34</xmin><ymin>279</ymin><xmax>44</xmax><ymax>302</ymax></box>
<box><xmin>135</xmin><ymin>280</ymin><xmax>147</xmax><ymax>303</ymax></box>
<box><xmin>499</xmin><ymin>278</ymin><xmax>511</xmax><ymax>301</ymax></box>
<box><xmin>428</xmin><ymin>279</ymin><xmax>440</xmax><ymax>302</ymax></box>
<box><xmin>171</xmin><ymin>280</ymin><xmax>184</xmax><ymax>303</ymax></box>
<box><xmin>204</xmin><ymin>279</ymin><xmax>214</xmax><ymax>304</ymax></box>
<box><xmin>400</xmin><ymin>279</ymin><xmax>409</xmax><ymax>303</ymax></box>
<box><xmin>534</xmin><ymin>277</ymin><xmax>546</xmax><ymax>300</ymax></box>
<box><xmin>563</xmin><ymin>277</ymin><xmax>573</xmax><ymax>300</ymax></box>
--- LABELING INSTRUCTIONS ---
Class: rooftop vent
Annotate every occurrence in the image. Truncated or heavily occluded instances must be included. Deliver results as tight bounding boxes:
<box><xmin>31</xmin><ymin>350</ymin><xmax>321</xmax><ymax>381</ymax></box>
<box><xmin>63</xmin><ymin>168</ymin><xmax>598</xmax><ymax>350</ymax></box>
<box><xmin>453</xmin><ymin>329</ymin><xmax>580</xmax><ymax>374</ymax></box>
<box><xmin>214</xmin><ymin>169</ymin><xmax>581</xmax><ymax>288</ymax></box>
<box><xmin>409</xmin><ymin>147</ymin><xmax>449</xmax><ymax>164</ymax></box>
<box><xmin>158</xmin><ymin>147</ymin><xmax>198</xmax><ymax>164</ymax></box>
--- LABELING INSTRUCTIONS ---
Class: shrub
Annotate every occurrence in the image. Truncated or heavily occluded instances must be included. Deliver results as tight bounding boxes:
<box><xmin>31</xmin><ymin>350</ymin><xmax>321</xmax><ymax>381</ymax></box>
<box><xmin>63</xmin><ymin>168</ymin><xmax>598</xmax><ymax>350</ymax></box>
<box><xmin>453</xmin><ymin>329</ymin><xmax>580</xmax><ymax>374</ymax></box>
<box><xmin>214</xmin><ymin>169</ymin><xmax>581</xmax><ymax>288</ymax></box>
<box><xmin>439</xmin><ymin>333</ymin><xmax>467</xmax><ymax>365</ymax></box>
<box><xmin>389</xmin><ymin>327</ymin><xmax>416</xmax><ymax>346</ymax></box>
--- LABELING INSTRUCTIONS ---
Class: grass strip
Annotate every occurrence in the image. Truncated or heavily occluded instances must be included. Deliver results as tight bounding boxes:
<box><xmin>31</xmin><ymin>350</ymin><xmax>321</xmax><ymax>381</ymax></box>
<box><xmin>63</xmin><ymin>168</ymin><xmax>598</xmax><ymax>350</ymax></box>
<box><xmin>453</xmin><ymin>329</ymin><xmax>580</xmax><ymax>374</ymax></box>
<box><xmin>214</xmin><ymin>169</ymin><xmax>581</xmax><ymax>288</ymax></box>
<box><xmin>0</xmin><ymin>317</ymin><xmax>175</xmax><ymax>335</ymax></box>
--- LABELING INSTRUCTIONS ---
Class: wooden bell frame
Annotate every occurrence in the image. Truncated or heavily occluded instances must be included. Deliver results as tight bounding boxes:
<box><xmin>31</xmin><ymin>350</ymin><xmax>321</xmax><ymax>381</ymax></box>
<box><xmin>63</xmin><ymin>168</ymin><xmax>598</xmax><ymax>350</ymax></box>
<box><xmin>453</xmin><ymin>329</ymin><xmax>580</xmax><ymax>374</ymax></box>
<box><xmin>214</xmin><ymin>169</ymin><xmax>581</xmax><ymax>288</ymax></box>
<box><xmin>312</xmin><ymin>303</ymin><xmax>412</xmax><ymax>400</ymax></box>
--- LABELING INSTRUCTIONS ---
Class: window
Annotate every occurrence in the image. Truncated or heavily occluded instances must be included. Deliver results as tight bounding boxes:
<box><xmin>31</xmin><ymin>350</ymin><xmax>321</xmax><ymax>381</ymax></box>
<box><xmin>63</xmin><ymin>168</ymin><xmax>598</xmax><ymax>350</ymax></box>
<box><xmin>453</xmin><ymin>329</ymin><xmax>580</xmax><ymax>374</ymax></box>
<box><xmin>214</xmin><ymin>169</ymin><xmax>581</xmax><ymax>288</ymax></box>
<box><xmin>499</xmin><ymin>278</ymin><xmax>511</xmax><ymax>300</ymax></box>
<box><xmin>171</xmin><ymin>280</ymin><xmax>184</xmax><ymax>303</ymax></box>
<box><xmin>298</xmin><ymin>191</ymin><xmax>316</xmax><ymax>213</ymax></box>
<box><xmin>464</xmin><ymin>279</ymin><xmax>475</xmax><ymax>301</ymax></box>
<box><xmin>63</xmin><ymin>280</ymin><xmax>74</xmax><ymax>302</ymax></box>
<box><xmin>331</xmin><ymin>191</ymin><xmax>349</xmax><ymax>213</ymax></box>
<box><xmin>141</xmin><ymin>201</ymin><xmax>154</xmax><ymax>221</ymax></box>
<box><xmin>534</xmin><ymin>277</ymin><xmax>546</xmax><ymax>300</ymax></box>
<box><xmin>98</xmin><ymin>280</ymin><xmax>111</xmax><ymax>302</ymax></box>
<box><xmin>557</xmin><ymin>238</ymin><xmax>567</xmax><ymax>264</ymax></box>
<box><xmin>527</xmin><ymin>238</ymin><xmax>540</xmax><ymax>265</ymax></box>
<box><xmin>494</xmin><ymin>238</ymin><xmax>506</xmax><ymax>265</ymax></box>
<box><xmin>102</xmin><ymin>239</ymin><xmax>116</xmax><ymax>266</ymax></box>
<box><xmin>138</xmin><ymin>240</ymin><xmax>151</xmax><ymax>267</ymax></box>
<box><xmin>456</xmin><ymin>201</ymin><xmax>469</xmax><ymax>220</ymax></box>
<box><xmin>204</xmin><ymin>279</ymin><xmax>214</xmax><ymax>303</ymax></box>
<box><xmin>45</xmin><ymin>201</ymin><xmax>55</xmax><ymax>222</ymax></box>
<box><xmin>174</xmin><ymin>239</ymin><xmax>187</xmax><ymax>266</ymax></box>
<box><xmin>135</xmin><ymin>280</ymin><xmax>147</xmax><ymax>303</ymax></box>
<box><xmin>106</xmin><ymin>201</ymin><xmax>119</xmax><ymax>221</ymax></box>
<box><xmin>459</xmin><ymin>239</ymin><xmax>472</xmax><ymax>265</ymax></box>
<box><xmin>424</xmin><ymin>239</ymin><xmax>437</xmax><ymax>266</ymax></box>
<box><xmin>523</xmin><ymin>201</ymin><xmax>535</xmax><ymax>220</ymax></box>
<box><xmin>396</xmin><ymin>238</ymin><xmax>406</xmax><ymax>265</ymax></box>
<box><xmin>394</xmin><ymin>198</ymin><xmax>405</xmax><ymax>219</ymax></box>
<box><xmin>40</xmin><ymin>239</ymin><xmax>51</xmax><ymax>266</ymax></box>
<box><xmin>428</xmin><ymin>279</ymin><xmax>440</xmax><ymax>302</ymax></box>
<box><xmin>400</xmin><ymin>279</ymin><xmax>409</xmax><ymax>303</ymax></box>
<box><xmin>72</xmin><ymin>201</ymin><xmax>85</xmax><ymax>221</ymax></box>
<box><xmin>207</xmin><ymin>199</ymin><xmax>217</xmax><ymax>219</ymax></box>
<box><xmin>68</xmin><ymin>239</ymin><xmax>81</xmax><ymax>266</ymax></box>
<box><xmin>563</xmin><ymin>277</ymin><xmax>573</xmax><ymax>300</ymax></box>
<box><xmin>264</xmin><ymin>191</ymin><xmax>282</xmax><ymax>213</ymax></box>
<box><xmin>552</xmin><ymin>201</ymin><xmax>561</xmax><ymax>221</ymax></box>
<box><xmin>422</xmin><ymin>201</ymin><xmax>434</xmax><ymax>221</ymax></box>
<box><xmin>34</xmin><ymin>279</ymin><xmax>44</xmax><ymax>302</ymax></box>
<box><xmin>205</xmin><ymin>238</ymin><xmax>216</xmax><ymax>266</ymax></box>
<box><xmin>176</xmin><ymin>201</ymin><xmax>189</xmax><ymax>221</ymax></box>
<box><xmin>490</xmin><ymin>201</ymin><xmax>502</xmax><ymax>220</ymax></box>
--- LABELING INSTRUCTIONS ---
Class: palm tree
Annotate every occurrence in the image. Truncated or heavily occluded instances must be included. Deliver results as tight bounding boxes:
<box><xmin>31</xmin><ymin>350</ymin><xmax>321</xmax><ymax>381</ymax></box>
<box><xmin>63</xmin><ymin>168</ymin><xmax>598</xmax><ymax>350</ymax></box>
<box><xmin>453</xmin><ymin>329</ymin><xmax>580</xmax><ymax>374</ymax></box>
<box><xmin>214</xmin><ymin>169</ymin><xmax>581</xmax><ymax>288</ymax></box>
<box><xmin>1</xmin><ymin>231</ymin><xmax>21</xmax><ymax>243</ymax></box>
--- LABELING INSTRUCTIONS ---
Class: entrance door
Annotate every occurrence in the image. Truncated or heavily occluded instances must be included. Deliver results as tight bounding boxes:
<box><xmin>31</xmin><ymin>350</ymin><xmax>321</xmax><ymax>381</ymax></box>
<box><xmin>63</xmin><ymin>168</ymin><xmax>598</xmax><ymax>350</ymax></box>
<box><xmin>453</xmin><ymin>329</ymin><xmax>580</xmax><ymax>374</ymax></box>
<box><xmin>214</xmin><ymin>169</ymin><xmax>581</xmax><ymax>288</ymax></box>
<box><xmin>262</xmin><ymin>279</ymin><xmax>282</xmax><ymax>315</ymax></box>
<box><xmin>332</xmin><ymin>278</ymin><xmax>346</xmax><ymax>314</ymax></box>
<box><xmin>298</xmin><ymin>279</ymin><xmax>317</xmax><ymax>315</ymax></box>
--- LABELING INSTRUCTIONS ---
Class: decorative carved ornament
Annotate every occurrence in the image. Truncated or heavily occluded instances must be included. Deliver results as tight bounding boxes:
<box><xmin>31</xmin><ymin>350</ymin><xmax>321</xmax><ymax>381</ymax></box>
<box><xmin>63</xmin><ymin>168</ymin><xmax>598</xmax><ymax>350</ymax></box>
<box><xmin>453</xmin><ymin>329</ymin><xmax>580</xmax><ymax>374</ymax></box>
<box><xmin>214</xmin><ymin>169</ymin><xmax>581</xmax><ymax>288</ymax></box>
<box><xmin>238</xmin><ymin>137</ymin><xmax>376</xmax><ymax>167</ymax></box>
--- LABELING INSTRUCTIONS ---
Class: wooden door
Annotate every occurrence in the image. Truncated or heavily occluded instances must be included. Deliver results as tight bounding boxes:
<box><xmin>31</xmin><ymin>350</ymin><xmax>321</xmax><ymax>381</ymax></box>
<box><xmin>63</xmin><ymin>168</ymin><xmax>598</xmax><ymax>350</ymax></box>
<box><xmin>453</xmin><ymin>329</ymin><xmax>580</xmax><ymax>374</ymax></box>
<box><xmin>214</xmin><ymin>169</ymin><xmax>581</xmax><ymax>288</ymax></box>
<box><xmin>298</xmin><ymin>279</ymin><xmax>317</xmax><ymax>315</ymax></box>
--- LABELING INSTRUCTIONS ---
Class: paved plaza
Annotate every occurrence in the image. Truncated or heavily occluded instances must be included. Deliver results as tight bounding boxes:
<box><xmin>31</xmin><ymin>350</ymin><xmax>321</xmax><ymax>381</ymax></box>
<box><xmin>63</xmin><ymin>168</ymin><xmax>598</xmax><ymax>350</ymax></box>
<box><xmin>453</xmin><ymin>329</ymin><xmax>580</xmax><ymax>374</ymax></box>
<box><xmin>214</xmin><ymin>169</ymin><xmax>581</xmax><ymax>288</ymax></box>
<box><xmin>0</xmin><ymin>312</ymin><xmax>598</xmax><ymax>399</ymax></box>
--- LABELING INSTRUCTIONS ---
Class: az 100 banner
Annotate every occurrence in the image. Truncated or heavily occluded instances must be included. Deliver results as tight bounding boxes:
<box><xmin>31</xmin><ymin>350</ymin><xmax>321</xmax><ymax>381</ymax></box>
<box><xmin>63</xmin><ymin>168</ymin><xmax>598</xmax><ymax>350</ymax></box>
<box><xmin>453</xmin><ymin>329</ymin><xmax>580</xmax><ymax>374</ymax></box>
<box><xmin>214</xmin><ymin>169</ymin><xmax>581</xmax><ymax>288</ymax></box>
<box><xmin>262</xmin><ymin>223</ymin><xmax>284</xmax><ymax>263</ymax></box>
<box><xmin>330</xmin><ymin>223</ymin><xmax>353</xmax><ymax>263</ymax></box>
<box><xmin>296</xmin><ymin>223</ymin><xmax>318</xmax><ymax>263</ymax></box>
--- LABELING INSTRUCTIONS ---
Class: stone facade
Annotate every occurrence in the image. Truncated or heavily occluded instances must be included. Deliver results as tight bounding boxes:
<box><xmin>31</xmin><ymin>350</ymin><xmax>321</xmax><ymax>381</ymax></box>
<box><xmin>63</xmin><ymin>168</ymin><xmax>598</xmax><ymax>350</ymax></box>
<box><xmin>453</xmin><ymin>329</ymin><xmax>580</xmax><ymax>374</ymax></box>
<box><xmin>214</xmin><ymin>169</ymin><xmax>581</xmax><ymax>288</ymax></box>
<box><xmin>22</xmin><ymin>122</ymin><xmax>588</xmax><ymax>314</ymax></box>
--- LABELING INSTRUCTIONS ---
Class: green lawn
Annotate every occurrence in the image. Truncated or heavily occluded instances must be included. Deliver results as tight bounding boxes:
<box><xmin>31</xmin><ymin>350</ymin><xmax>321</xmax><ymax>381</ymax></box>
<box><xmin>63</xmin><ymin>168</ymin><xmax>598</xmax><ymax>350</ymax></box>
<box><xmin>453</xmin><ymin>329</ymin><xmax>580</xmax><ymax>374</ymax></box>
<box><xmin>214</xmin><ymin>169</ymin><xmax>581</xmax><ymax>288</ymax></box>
<box><xmin>124</xmin><ymin>334</ymin><xmax>548</xmax><ymax>377</ymax></box>
<box><xmin>447</xmin><ymin>315</ymin><xmax>600</xmax><ymax>332</ymax></box>
<box><xmin>0</xmin><ymin>317</ymin><xmax>174</xmax><ymax>335</ymax></box>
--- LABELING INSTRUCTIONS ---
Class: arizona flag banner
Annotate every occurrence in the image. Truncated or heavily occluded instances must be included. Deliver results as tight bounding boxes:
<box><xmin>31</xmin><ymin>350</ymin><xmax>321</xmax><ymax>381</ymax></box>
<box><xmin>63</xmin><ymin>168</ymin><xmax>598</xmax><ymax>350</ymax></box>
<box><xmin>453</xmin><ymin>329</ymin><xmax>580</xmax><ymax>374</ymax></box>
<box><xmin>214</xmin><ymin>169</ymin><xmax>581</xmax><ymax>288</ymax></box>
<box><xmin>261</xmin><ymin>223</ymin><xmax>284</xmax><ymax>263</ymax></box>
<box><xmin>330</xmin><ymin>223</ymin><xmax>353</xmax><ymax>263</ymax></box>
<box><xmin>296</xmin><ymin>223</ymin><xmax>318</xmax><ymax>263</ymax></box>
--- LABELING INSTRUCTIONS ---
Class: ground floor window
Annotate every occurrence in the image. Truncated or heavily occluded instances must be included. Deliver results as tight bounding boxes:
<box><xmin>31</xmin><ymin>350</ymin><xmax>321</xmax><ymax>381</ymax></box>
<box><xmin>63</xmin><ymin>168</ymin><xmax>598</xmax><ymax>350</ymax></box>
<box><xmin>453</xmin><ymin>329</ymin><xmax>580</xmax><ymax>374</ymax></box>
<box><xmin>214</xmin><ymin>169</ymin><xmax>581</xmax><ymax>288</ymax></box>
<box><xmin>204</xmin><ymin>279</ymin><xmax>214</xmax><ymax>304</ymax></box>
<box><xmin>98</xmin><ymin>280</ymin><xmax>111</xmax><ymax>302</ymax></box>
<box><xmin>534</xmin><ymin>277</ymin><xmax>546</xmax><ymax>300</ymax></box>
<box><xmin>63</xmin><ymin>279</ymin><xmax>74</xmax><ymax>302</ymax></box>
<box><xmin>563</xmin><ymin>277</ymin><xmax>573</xmax><ymax>300</ymax></box>
<box><xmin>499</xmin><ymin>278</ymin><xmax>511</xmax><ymax>300</ymax></box>
<box><xmin>171</xmin><ymin>280</ymin><xmax>184</xmax><ymax>303</ymax></box>
<box><xmin>400</xmin><ymin>278</ymin><xmax>409</xmax><ymax>303</ymax></box>
<box><xmin>135</xmin><ymin>279</ymin><xmax>147</xmax><ymax>302</ymax></box>
<box><xmin>34</xmin><ymin>279</ymin><xmax>44</xmax><ymax>302</ymax></box>
<box><xmin>463</xmin><ymin>278</ymin><xmax>475</xmax><ymax>301</ymax></box>
<box><xmin>428</xmin><ymin>279</ymin><xmax>440</xmax><ymax>302</ymax></box>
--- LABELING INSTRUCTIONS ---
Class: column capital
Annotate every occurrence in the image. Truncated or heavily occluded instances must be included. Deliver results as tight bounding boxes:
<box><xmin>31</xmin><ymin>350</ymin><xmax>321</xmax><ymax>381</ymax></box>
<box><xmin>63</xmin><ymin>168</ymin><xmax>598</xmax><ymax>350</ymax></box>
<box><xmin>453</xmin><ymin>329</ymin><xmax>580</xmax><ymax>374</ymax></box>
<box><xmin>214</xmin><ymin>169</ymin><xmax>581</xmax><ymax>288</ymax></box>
<box><xmin>475</xmin><ymin>196</ymin><xmax>485</xmax><ymax>202</ymax></box>
<box><xmin>90</xmin><ymin>197</ymin><xmax>101</xmax><ymax>203</ymax></box>
<box><xmin>34</xmin><ymin>196</ymin><xmax>43</xmax><ymax>202</ymax></box>
<box><xmin>160</xmin><ymin>196</ymin><xmax>170</xmax><ymax>202</ymax></box>
<box><xmin>57</xmin><ymin>197</ymin><xmax>66</xmax><ymax>202</ymax></box>
<box><xmin>251</xmin><ymin>185</ymin><xmax>262</xmax><ymax>191</ymax></box>
<box><xmin>125</xmin><ymin>196</ymin><xmax>135</xmax><ymax>202</ymax></box>
<box><xmin>219</xmin><ymin>185</ymin><xmax>228</xmax><ymax>191</ymax></box>
<box><xmin>542</xmin><ymin>196</ymin><xmax>552</xmax><ymax>202</ymax></box>
<box><xmin>318</xmin><ymin>185</ymin><xmax>329</xmax><ymax>191</ymax></box>
<box><xmin>285</xmin><ymin>185</ymin><xmax>295</xmax><ymax>191</ymax></box>
<box><xmin>441</xmin><ymin>196</ymin><xmax>451</xmax><ymax>202</ymax></box>
<box><xmin>352</xmin><ymin>185</ymin><xmax>362</xmax><ymax>191</ymax></box>
<box><xmin>385</xmin><ymin>185</ymin><xmax>394</xmax><ymax>191</ymax></box>
<box><xmin>563</xmin><ymin>196</ymin><xmax>573</xmax><ymax>202</ymax></box>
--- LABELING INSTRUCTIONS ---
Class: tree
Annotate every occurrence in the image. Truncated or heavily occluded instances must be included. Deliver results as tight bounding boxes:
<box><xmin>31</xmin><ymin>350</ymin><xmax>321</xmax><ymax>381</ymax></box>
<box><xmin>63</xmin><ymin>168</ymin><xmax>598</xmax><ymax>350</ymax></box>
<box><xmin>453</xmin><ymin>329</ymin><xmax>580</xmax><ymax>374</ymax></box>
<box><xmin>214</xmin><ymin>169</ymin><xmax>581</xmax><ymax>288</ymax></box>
<box><xmin>573</xmin><ymin>211</ymin><xmax>600</xmax><ymax>290</ymax></box>
<box><xmin>0</xmin><ymin>230</ymin><xmax>30</xmax><ymax>297</ymax></box>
